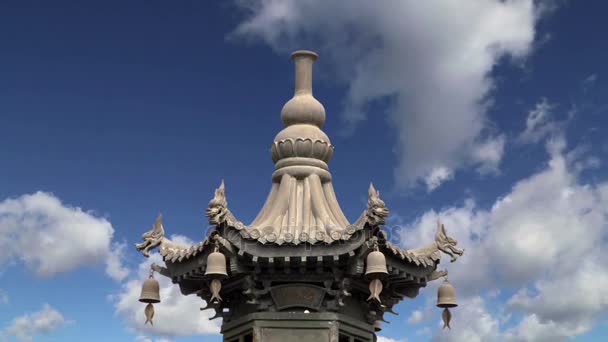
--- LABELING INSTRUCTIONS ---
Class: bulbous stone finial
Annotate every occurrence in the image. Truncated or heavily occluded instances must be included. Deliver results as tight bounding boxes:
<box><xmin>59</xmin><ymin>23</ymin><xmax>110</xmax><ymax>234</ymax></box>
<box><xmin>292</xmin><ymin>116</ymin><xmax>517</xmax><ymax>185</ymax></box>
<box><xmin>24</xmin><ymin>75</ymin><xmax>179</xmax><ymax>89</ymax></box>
<box><xmin>272</xmin><ymin>50</ymin><xmax>333</xmax><ymax>169</ymax></box>
<box><xmin>250</xmin><ymin>50</ymin><xmax>349</xmax><ymax>245</ymax></box>
<box><xmin>280</xmin><ymin>50</ymin><xmax>326</xmax><ymax>128</ymax></box>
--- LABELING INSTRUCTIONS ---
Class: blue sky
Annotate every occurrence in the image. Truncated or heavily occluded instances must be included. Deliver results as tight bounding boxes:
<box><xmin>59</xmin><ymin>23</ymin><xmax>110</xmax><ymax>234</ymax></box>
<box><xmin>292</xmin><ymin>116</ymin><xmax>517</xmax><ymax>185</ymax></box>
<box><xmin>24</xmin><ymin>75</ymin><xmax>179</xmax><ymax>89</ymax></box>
<box><xmin>0</xmin><ymin>1</ymin><xmax>607</xmax><ymax>341</ymax></box>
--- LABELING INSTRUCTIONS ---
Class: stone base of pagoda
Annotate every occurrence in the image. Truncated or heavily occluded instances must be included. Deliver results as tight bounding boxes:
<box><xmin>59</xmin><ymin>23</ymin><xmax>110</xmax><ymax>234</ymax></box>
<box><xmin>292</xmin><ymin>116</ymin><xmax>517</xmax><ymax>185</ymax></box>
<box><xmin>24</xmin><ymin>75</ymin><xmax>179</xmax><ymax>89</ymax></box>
<box><xmin>221</xmin><ymin>312</ymin><xmax>375</xmax><ymax>342</ymax></box>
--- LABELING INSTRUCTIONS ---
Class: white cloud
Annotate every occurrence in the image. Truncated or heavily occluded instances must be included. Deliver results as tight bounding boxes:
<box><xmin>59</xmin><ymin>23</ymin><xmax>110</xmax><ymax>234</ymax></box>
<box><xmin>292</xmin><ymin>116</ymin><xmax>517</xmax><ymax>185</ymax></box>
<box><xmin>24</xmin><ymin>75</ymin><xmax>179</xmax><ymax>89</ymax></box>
<box><xmin>506</xmin><ymin>257</ymin><xmax>608</xmax><ymax>338</ymax></box>
<box><xmin>233</xmin><ymin>0</ymin><xmax>544</xmax><ymax>189</ymax></box>
<box><xmin>503</xmin><ymin>314</ymin><xmax>589</xmax><ymax>342</ymax></box>
<box><xmin>396</xmin><ymin>135</ymin><xmax>608</xmax><ymax>340</ymax></box>
<box><xmin>518</xmin><ymin>98</ymin><xmax>560</xmax><ymax>143</ymax></box>
<box><xmin>407</xmin><ymin>310</ymin><xmax>424</xmax><ymax>325</ymax></box>
<box><xmin>472</xmin><ymin>135</ymin><xmax>506</xmax><ymax>174</ymax></box>
<box><xmin>416</xmin><ymin>327</ymin><xmax>431</xmax><ymax>336</ymax></box>
<box><xmin>3</xmin><ymin>304</ymin><xmax>67</xmax><ymax>342</ymax></box>
<box><xmin>114</xmin><ymin>236</ymin><xmax>220</xmax><ymax>338</ymax></box>
<box><xmin>425</xmin><ymin>167</ymin><xmax>454</xmax><ymax>192</ymax></box>
<box><xmin>377</xmin><ymin>336</ymin><xmax>408</xmax><ymax>342</ymax></box>
<box><xmin>135</xmin><ymin>336</ymin><xmax>173</xmax><ymax>342</ymax></box>
<box><xmin>106</xmin><ymin>242</ymin><xmax>130</xmax><ymax>282</ymax></box>
<box><xmin>0</xmin><ymin>192</ymin><xmax>128</xmax><ymax>281</ymax></box>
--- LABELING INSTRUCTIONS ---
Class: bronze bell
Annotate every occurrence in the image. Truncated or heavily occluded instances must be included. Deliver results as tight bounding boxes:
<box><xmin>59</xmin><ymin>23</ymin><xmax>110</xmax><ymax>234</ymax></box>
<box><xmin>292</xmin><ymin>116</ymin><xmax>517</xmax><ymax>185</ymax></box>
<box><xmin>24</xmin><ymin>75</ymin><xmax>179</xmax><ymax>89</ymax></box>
<box><xmin>365</xmin><ymin>249</ymin><xmax>388</xmax><ymax>278</ymax></box>
<box><xmin>139</xmin><ymin>276</ymin><xmax>161</xmax><ymax>304</ymax></box>
<box><xmin>437</xmin><ymin>279</ymin><xmax>457</xmax><ymax>330</ymax></box>
<box><xmin>205</xmin><ymin>248</ymin><xmax>228</xmax><ymax>279</ymax></box>
<box><xmin>437</xmin><ymin>279</ymin><xmax>457</xmax><ymax>308</ymax></box>
<box><xmin>139</xmin><ymin>271</ymin><xmax>161</xmax><ymax>326</ymax></box>
<box><xmin>373</xmin><ymin>320</ymin><xmax>382</xmax><ymax>332</ymax></box>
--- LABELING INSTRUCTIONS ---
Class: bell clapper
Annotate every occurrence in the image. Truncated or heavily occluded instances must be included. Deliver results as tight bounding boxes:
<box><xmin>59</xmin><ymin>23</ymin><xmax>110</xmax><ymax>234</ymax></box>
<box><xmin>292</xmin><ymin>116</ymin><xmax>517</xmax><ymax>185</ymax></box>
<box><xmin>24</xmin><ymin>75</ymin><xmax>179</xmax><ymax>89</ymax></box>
<box><xmin>442</xmin><ymin>307</ymin><xmax>452</xmax><ymax>330</ymax></box>
<box><xmin>367</xmin><ymin>278</ymin><xmax>383</xmax><ymax>303</ymax></box>
<box><xmin>210</xmin><ymin>278</ymin><xmax>223</xmax><ymax>303</ymax></box>
<box><xmin>145</xmin><ymin>303</ymin><xmax>155</xmax><ymax>325</ymax></box>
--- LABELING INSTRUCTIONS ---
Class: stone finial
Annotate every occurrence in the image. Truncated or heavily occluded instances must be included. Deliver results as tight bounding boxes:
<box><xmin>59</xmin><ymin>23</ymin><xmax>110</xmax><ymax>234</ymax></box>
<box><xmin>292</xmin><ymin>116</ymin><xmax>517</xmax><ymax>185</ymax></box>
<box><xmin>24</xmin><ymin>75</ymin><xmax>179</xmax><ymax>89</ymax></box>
<box><xmin>292</xmin><ymin>50</ymin><xmax>317</xmax><ymax>96</ymax></box>
<box><xmin>271</xmin><ymin>50</ymin><xmax>334</xmax><ymax>169</ymax></box>
<box><xmin>280</xmin><ymin>50</ymin><xmax>326</xmax><ymax>128</ymax></box>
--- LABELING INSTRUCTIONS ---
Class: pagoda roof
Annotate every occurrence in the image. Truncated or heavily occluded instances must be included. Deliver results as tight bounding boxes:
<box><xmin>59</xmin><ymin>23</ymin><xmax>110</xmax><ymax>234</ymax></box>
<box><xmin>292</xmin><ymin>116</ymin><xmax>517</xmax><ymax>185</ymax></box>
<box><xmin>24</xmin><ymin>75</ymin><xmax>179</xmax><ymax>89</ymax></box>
<box><xmin>134</xmin><ymin>49</ymin><xmax>464</xmax><ymax>287</ymax></box>
<box><xmin>138</xmin><ymin>208</ymin><xmax>459</xmax><ymax>273</ymax></box>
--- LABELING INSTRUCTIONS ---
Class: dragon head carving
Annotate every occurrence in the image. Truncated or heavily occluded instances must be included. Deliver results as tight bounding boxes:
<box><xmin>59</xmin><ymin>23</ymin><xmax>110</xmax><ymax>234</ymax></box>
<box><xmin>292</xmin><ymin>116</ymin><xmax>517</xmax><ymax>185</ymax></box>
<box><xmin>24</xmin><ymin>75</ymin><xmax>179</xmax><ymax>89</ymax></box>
<box><xmin>135</xmin><ymin>214</ymin><xmax>165</xmax><ymax>257</ymax></box>
<box><xmin>435</xmin><ymin>222</ymin><xmax>464</xmax><ymax>262</ymax></box>
<box><xmin>366</xmin><ymin>183</ymin><xmax>389</xmax><ymax>226</ymax></box>
<box><xmin>206</xmin><ymin>180</ymin><xmax>228</xmax><ymax>225</ymax></box>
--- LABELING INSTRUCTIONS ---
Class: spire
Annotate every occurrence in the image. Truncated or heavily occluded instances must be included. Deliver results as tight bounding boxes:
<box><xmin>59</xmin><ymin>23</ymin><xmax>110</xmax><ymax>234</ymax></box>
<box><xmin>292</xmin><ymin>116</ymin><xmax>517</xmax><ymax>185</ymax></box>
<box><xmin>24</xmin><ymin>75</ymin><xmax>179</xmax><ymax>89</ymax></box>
<box><xmin>280</xmin><ymin>50</ymin><xmax>326</xmax><ymax>128</ymax></box>
<box><xmin>293</xmin><ymin>50</ymin><xmax>316</xmax><ymax>95</ymax></box>
<box><xmin>272</xmin><ymin>50</ymin><xmax>333</xmax><ymax>168</ymax></box>
<box><xmin>249</xmin><ymin>50</ymin><xmax>350</xmax><ymax>245</ymax></box>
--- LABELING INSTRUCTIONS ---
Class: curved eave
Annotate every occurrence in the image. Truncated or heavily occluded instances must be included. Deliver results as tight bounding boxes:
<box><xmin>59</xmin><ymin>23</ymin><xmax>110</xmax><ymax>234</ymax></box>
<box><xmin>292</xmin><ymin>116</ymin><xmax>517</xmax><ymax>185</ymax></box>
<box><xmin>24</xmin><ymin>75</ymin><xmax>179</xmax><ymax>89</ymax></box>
<box><xmin>220</xmin><ymin>220</ymin><xmax>369</xmax><ymax>259</ymax></box>
<box><xmin>218</xmin><ymin>206</ymin><xmax>370</xmax><ymax>246</ymax></box>
<box><xmin>383</xmin><ymin>241</ymin><xmax>441</xmax><ymax>268</ymax></box>
<box><xmin>159</xmin><ymin>236</ymin><xmax>215</xmax><ymax>263</ymax></box>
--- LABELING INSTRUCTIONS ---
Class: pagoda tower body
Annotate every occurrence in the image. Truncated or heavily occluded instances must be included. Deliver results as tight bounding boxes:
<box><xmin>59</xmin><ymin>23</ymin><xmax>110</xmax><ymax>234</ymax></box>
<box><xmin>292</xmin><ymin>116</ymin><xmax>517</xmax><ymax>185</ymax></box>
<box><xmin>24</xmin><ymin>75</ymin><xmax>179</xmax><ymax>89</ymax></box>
<box><xmin>135</xmin><ymin>51</ymin><xmax>464</xmax><ymax>342</ymax></box>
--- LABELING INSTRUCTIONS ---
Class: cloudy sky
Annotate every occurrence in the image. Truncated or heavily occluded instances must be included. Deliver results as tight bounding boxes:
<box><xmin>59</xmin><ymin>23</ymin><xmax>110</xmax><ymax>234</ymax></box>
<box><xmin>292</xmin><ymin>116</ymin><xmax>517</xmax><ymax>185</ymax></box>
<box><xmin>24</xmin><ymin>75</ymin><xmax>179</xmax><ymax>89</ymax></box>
<box><xmin>1</xmin><ymin>0</ymin><xmax>607</xmax><ymax>341</ymax></box>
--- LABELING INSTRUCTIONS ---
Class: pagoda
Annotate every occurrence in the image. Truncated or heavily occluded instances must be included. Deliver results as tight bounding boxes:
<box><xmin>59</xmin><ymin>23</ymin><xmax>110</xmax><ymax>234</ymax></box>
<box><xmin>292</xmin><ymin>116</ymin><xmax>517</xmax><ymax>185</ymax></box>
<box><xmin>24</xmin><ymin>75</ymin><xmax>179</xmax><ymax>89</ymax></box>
<box><xmin>135</xmin><ymin>50</ymin><xmax>464</xmax><ymax>342</ymax></box>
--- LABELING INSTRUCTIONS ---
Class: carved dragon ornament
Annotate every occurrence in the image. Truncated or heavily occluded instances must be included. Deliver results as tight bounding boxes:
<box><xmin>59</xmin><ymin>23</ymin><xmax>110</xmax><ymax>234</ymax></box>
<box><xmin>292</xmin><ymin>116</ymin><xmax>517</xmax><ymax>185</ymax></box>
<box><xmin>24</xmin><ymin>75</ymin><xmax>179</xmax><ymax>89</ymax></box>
<box><xmin>366</xmin><ymin>183</ymin><xmax>389</xmax><ymax>226</ymax></box>
<box><xmin>135</xmin><ymin>213</ymin><xmax>167</xmax><ymax>257</ymax></box>
<box><xmin>409</xmin><ymin>221</ymin><xmax>465</xmax><ymax>263</ymax></box>
<box><xmin>135</xmin><ymin>214</ymin><xmax>187</xmax><ymax>258</ymax></box>
<box><xmin>205</xmin><ymin>180</ymin><xmax>229</xmax><ymax>225</ymax></box>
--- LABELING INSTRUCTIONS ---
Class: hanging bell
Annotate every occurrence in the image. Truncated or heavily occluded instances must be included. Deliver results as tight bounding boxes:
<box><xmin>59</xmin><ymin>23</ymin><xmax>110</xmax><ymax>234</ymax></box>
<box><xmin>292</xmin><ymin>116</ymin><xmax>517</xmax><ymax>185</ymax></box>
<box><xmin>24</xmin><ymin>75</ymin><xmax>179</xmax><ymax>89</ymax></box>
<box><xmin>139</xmin><ymin>275</ymin><xmax>161</xmax><ymax>304</ymax></box>
<box><xmin>205</xmin><ymin>246</ymin><xmax>228</xmax><ymax>304</ymax></box>
<box><xmin>437</xmin><ymin>279</ymin><xmax>457</xmax><ymax>308</ymax></box>
<box><xmin>373</xmin><ymin>320</ymin><xmax>382</xmax><ymax>332</ymax></box>
<box><xmin>139</xmin><ymin>271</ymin><xmax>161</xmax><ymax>325</ymax></box>
<box><xmin>365</xmin><ymin>249</ymin><xmax>388</xmax><ymax>279</ymax></box>
<box><xmin>204</xmin><ymin>248</ymin><xmax>228</xmax><ymax>279</ymax></box>
<box><xmin>437</xmin><ymin>278</ymin><xmax>457</xmax><ymax>329</ymax></box>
